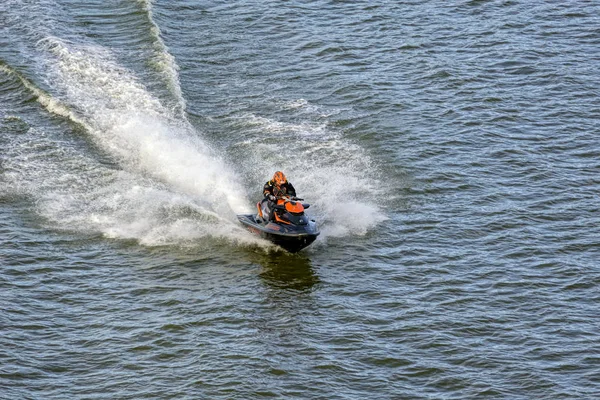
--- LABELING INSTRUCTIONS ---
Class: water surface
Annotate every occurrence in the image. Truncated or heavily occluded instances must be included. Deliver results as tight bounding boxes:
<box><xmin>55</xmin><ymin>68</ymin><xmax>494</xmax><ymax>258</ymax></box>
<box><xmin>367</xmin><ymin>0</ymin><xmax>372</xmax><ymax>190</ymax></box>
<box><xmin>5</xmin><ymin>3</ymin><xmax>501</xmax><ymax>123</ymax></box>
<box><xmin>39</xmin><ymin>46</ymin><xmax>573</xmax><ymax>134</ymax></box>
<box><xmin>1</xmin><ymin>0</ymin><xmax>599</xmax><ymax>398</ymax></box>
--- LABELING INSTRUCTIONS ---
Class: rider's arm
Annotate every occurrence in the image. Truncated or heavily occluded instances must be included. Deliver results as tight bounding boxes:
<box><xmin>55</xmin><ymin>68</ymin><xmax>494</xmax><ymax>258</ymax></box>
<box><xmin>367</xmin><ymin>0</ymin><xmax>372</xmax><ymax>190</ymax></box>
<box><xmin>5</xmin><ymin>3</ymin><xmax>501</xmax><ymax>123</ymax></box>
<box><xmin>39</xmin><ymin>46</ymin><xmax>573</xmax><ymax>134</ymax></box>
<box><xmin>287</xmin><ymin>182</ymin><xmax>297</xmax><ymax>197</ymax></box>
<box><xmin>263</xmin><ymin>181</ymin><xmax>274</xmax><ymax>197</ymax></box>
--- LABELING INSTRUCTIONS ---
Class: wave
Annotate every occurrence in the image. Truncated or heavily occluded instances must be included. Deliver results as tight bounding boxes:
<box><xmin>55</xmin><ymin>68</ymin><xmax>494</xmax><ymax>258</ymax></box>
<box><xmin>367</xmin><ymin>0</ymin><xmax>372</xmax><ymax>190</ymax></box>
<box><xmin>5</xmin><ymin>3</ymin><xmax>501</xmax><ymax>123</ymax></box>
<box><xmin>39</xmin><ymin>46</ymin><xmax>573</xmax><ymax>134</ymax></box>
<box><xmin>135</xmin><ymin>0</ymin><xmax>187</xmax><ymax>117</ymax></box>
<box><xmin>0</xmin><ymin>62</ymin><xmax>89</xmax><ymax>130</ymax></box>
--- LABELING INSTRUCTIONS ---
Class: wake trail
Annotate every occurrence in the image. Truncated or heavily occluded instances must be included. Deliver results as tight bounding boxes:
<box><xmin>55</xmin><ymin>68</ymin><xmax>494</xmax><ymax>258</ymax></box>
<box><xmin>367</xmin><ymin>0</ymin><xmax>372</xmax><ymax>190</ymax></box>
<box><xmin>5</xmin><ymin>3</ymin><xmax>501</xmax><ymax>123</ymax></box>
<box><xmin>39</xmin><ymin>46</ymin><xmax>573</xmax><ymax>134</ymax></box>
<box><xmin>0</xmin><ymin>62</ymin><xmax>91</xmax><ymax>131</ymax></box>
<box><xmin>136</xmin><ymin>0</ymin><xmax>187</xmax><ymax>119</ymax></box>
<box><xmin>1</xmin><ymin>1</ymin><xmax>267</xmax><ymax>248</ymax></box>
<box><xmin>42</xmin><ymin>37</ymin><xmax>244</xmax><ymax>209</ymax></box>
<box><xmin>2</xmin><ymin>38</ymin><xmax>264</xmax><ymax>248</ymax></box>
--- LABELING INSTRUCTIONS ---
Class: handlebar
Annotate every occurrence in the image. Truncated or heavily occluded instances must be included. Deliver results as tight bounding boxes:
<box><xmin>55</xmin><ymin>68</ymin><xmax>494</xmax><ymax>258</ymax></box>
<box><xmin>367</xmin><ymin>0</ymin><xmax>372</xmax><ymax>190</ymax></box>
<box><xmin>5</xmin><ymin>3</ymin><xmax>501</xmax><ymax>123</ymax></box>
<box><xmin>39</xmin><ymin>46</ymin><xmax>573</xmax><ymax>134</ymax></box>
<box><xmin>272</xmin><ymin>196</ymin><xmax>303</xmax><ymax>201</ymax></box>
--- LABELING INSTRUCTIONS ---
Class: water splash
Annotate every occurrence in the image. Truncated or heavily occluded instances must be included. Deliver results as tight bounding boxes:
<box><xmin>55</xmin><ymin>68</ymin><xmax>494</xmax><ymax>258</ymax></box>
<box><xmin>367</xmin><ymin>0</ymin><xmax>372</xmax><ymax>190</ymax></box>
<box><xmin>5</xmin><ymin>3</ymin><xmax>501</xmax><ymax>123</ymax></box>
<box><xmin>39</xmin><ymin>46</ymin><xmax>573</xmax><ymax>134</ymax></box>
<box><xmin>42</xmin><ymin>38</ymin><xmax>246</xmax><ymax>210</ymax></box>
<box><xmin>231</xmin><ymin>109</ymin><xmax>387</xmax><ymax>239</ymax></box>
<box><xmin>2</xmin><ymin>39</ymin><xmax>262</xmax><ymax>248</ymax></box>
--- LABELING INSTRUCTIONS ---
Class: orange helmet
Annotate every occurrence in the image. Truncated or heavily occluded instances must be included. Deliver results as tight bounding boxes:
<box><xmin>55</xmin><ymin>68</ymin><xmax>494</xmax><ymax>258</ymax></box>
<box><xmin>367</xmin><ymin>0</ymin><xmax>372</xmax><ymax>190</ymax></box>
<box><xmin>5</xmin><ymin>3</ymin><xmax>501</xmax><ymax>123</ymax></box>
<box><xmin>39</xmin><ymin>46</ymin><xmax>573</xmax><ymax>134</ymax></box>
<box><xmin>272</xmin><ymin>171</ymin><xmax>287</xmax><ymax>186</ymax></box>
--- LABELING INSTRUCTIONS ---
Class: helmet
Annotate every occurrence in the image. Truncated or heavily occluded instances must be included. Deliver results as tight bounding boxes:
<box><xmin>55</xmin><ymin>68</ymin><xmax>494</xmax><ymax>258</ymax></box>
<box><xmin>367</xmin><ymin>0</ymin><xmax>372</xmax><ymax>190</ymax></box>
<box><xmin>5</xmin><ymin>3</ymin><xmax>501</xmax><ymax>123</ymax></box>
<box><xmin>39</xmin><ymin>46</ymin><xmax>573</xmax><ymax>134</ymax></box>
<box><xmin>272</xmin><ymin>171</ymin><xmax>287</xmax><ymax>186</ymax></box>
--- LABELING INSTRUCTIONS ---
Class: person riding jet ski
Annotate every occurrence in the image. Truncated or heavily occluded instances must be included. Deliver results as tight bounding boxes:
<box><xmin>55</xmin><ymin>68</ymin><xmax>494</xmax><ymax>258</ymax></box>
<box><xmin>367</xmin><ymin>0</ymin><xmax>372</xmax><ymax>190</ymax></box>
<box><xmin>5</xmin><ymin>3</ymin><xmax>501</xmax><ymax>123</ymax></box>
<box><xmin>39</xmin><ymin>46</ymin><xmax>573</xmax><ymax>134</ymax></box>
<box><xmin>262</xmin><ymin>171</ymin><xmax>296</xmax><ymax>220</ymax></box>
<box><xmin>236</xmin><ymin>170</ymin><xmax>319</xmax><ymax>252</ymax></box>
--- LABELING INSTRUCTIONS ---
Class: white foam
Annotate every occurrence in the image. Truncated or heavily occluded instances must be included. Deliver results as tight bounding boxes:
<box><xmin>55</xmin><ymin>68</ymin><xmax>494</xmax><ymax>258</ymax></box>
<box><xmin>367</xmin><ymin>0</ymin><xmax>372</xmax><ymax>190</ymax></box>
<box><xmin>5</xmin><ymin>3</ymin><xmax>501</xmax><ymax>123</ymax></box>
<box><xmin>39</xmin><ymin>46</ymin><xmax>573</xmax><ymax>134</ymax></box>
<box><xmin>41</xmin><ymin>38</ymin><xmax>247</xmax><ymax>211</ymax></box>
<box><xmin>36</xmin><ymin>167</ymin><xmax>265</xmax><ymax>248</ymax></box>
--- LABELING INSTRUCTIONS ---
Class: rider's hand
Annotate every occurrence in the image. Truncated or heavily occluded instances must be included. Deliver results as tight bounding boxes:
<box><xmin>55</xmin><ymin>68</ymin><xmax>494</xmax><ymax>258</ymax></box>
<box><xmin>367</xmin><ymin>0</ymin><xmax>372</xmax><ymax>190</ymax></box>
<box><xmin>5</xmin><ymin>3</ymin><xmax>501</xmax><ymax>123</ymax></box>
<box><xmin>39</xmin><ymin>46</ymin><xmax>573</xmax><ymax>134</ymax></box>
<box><xmin>268</xmin><ymin>195</ymin><xmax>276</xmax><ymax>202</ymax></box>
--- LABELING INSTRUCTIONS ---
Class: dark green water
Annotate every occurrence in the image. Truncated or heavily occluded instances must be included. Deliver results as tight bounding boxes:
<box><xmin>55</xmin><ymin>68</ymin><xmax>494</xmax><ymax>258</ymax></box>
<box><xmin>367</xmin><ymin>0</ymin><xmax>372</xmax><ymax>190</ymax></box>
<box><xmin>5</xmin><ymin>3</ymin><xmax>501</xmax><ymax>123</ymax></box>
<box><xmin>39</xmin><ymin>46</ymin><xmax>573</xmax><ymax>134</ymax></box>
<box><xmin>1</xmin><ymin>1</ymin><xmax>599</xmax><ymax>398</ymax></box>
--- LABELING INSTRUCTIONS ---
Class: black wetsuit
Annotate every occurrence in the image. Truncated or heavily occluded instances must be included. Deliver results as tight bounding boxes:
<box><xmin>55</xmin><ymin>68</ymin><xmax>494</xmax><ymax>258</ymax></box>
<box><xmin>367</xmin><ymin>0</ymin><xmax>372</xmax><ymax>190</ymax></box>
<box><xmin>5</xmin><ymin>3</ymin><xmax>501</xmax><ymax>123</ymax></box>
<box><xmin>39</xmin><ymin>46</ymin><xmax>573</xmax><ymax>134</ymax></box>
<box><xmin>263</xmin><ymin>180</ymin><xmax>297</xmax><ymax>199</ymax></box>
<box><xmin>262</xmin><ymin>180</ymin><xmax>297</xmax><ymax>220</ymax></box>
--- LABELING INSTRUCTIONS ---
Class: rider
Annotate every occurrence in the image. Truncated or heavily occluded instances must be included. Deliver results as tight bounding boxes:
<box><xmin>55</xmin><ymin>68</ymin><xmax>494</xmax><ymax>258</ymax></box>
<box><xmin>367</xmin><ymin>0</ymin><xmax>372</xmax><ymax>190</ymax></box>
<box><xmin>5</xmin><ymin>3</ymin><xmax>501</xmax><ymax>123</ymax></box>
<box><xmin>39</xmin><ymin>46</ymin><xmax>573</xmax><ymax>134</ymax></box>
<box><xmin>263</xmin><ymin>171</ymin><xmax>296</xmax><ymax>219</ymax></box>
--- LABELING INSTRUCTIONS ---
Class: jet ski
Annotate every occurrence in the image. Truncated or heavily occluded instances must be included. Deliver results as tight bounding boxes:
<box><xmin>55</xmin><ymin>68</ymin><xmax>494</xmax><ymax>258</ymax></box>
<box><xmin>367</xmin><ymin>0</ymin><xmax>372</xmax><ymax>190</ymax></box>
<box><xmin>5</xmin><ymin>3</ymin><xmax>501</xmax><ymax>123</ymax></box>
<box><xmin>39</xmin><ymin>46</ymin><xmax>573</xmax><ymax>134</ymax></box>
<box><xmin>237</xmin><ymin>196</ymin><xmax>320</xmax><ymax>253</ymax></box>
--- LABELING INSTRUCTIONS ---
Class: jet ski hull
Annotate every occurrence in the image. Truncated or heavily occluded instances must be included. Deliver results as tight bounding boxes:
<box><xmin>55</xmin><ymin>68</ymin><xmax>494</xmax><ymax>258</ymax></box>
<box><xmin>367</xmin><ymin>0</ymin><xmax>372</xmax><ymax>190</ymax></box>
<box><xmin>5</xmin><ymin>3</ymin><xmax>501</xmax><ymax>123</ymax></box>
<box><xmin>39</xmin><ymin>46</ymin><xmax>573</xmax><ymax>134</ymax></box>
<box><xmin>237</xmin><ymin>214</ymin><xmax>319</xmax><ymax>253</ymax></box>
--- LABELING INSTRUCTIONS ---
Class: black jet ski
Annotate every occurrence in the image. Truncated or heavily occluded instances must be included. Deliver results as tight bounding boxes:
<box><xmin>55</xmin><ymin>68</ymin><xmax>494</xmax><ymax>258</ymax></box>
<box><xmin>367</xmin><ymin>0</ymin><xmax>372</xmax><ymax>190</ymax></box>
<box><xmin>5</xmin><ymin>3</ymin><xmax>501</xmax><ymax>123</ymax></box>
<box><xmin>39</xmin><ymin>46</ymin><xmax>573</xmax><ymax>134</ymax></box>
<box><xmin>237</xmin><ymin>196</ymin><xmax>320</xmax><ymax>253</ymax></box>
